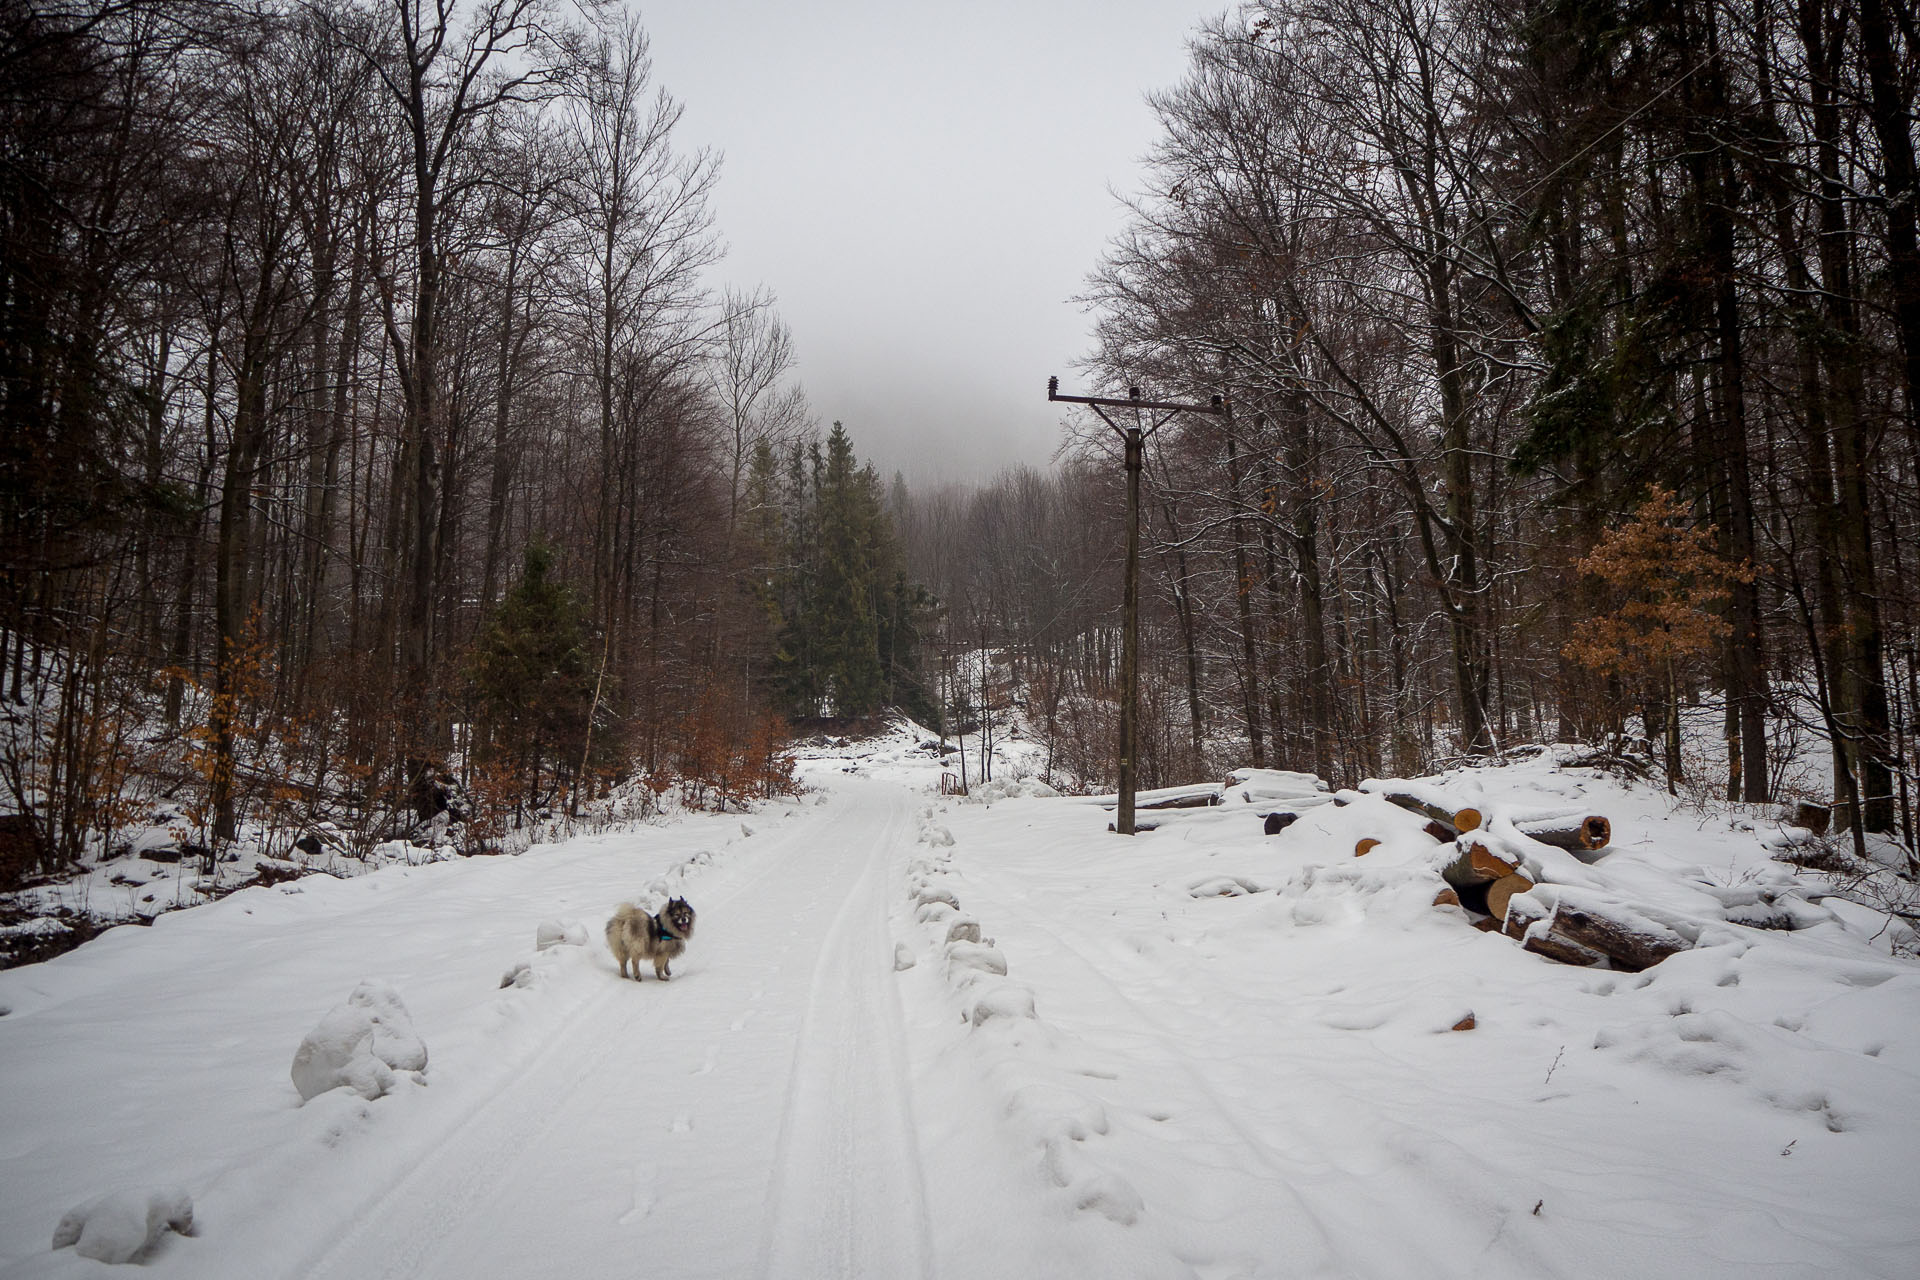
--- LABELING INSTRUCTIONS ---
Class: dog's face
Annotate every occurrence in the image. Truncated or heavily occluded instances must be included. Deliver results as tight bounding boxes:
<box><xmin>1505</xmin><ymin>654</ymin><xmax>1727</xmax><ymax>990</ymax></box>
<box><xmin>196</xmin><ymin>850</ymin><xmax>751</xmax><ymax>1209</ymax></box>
<box><xmin>663</xmin><ymin>896</ymin><xmax>696</xmax><ymax>938</ymax></box>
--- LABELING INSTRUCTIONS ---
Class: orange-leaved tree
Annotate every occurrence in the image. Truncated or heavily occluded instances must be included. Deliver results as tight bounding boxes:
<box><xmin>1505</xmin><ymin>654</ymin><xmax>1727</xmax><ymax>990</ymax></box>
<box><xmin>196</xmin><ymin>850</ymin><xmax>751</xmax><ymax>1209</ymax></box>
<box><xmin>1564</xmin><ymin>487</ymin><xmax>1753</xmax><ymax>793</ymax></box>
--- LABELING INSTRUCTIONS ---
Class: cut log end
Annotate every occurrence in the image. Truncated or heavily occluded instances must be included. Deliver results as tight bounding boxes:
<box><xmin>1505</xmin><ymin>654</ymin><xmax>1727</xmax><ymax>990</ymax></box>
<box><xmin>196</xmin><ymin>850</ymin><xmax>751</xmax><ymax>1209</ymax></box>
<box><xmin>1513</xmin><ymin>812</ymin><xmax>1612</xmax><ymax>852</ymax></box>
<box><xmin>1453</xmin><ymin>807</ymin><xmax>1484</xmax><ymax>833</ymax></box>
<box><xmin>1355</xmin><ymin>838</ymin><xmax>1381</xmax><ymax>858</ymax></box>
<box><xmin>1485</xmin><ymin>872</ymin><xmax>1534</xmax><ymax>925</ymax></box>
<box><xmin>1264</xmin><ymin>811</ymin><xmax>1300</xmax><ymax>836</ymax></box>
<box><xmin>1450</xmin><ymin>1013</ymin><xmax>1476</xmax><ymax>1031</ymax></box>
<box><xmin>1432</xmin><ymin>886</ymin><xmax>1461</xmax><ymax>908</ymax></box>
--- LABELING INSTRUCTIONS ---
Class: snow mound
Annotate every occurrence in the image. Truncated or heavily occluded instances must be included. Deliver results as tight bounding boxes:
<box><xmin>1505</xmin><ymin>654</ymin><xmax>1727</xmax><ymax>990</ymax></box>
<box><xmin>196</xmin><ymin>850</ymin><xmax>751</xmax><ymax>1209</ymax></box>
<box><xmin>1187</xmin><ymin>875</ymin><xmax>1264</xmax><ymax>898</ymax></box>
<box><xmin>946</xmin><ymin>941</ymin><xmax>1009</xmax><ymax>978</ymax></box>
<box><xmin>968</xmin><ymin>985</ymin><xmax>1037</xmax><ymax>1025</ymax></box>
<box><xmin>347</xmin><ymin>979</ymin><xmax>428</xmax><ymax>1072</ymax></box>
<box><xmin>290</xmin><ymin>981</ymin><xmax>426</xmax><ymax>1102</ymax></box>
<box><xmin>534</xmin><ymin>919</ymin><xmax>589</xmax><ymax>951</ymax></box>
<box><xmin>367</xmin><ymin>839</ymin><xmax>447</xmax><ymax>865</ymax></box>
<box><xmin>52</xmin><ymin>1188</ymin><xmax>194</xmax><ymax>1264</ymax></box>
<box><xmin>893</xmin><ymin>943</ymin><xmax>916</xmax><ymax>971</ymax></box>
<box><xmin>964</xmin><ymin>776</ymin><xmax>1060</xmax><ymax>803</ymax></box>
<box><xmin>913</xmin><ymin>884</ymin><xmax>959</xmax><ymax>910</ymax></box>
<box><xmin>1006</xmin><ymin>1082</ymin><xmax>1110</xmax><ymax>1140</ymax></box>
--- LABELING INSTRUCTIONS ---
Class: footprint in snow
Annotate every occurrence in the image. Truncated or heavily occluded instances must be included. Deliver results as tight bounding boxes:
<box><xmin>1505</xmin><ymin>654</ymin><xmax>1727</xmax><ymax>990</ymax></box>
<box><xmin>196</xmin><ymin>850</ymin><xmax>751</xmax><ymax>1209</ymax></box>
<box><xmin>618</xmin><ymin>1165</ymin><xmax>658</xmax><ymax>1225</ymax></box>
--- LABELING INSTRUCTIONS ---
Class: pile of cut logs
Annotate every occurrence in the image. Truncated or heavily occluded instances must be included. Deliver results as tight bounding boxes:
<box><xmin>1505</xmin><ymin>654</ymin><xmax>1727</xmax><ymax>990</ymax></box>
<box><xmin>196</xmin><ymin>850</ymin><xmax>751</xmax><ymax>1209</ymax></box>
<box><xmin>1351</xmin><ymin>783</ymin><xmax>1690</xmax><ymax>972</ymax></box>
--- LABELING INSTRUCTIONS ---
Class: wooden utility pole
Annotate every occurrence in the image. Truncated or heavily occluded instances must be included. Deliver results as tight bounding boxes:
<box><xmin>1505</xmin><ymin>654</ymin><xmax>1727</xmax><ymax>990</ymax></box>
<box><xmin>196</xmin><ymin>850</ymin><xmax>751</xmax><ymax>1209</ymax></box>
<box><xmin>1047</xmin><ymin>378</ymin><xmax>1226</xmax><ymax>834</ymax></box>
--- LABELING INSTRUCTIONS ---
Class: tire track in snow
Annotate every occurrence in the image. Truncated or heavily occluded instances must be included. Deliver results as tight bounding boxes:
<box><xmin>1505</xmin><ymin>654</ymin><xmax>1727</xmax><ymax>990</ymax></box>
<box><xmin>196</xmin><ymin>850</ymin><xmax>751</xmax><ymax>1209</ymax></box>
<box><xmin>288</xmin><ymin>781</ymin><xmax>935</xmax><ymax>1280</ymax></box>
<box><xmin>291</xmin><ymin>810</ymin><xmax>843</xmax><ymax>1280</ymax></box>
<box><xmin>758</xmin><ymin>782</ymin><xmax>935</xmax><ymax>1280</ymax></box>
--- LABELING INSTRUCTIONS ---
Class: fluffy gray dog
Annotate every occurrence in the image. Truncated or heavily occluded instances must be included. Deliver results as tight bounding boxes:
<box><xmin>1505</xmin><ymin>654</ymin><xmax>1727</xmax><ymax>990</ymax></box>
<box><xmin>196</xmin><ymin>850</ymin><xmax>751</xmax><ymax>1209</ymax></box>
<box><xmin>605</xmin><ymin>897</ymin><xmax>696</xmax><ymax>980</ymax></box>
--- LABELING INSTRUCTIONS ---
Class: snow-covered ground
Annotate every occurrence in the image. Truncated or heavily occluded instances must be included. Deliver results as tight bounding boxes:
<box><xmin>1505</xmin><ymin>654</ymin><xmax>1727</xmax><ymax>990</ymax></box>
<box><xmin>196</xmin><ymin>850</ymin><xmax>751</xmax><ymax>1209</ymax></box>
<box><xmin>1</xmin><ymin>725</ymin><xmax>1916</xmax><ymax>1277</ymax></box>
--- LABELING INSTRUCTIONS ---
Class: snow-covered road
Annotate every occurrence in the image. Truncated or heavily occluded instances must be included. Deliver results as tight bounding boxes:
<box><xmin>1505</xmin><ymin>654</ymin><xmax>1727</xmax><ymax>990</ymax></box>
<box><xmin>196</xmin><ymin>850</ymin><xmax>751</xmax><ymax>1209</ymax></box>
<box><xmin>3</xmin><ymin>731</ymin><xmax>1918</xmax><ymax>1279</ymax></box>
<box><xmin>298</xmin><ymin>777</ymin><xmax>931</xmax><ymax>1280</ymax></box>
<box><xmin>0</xmin><ymin>775</ymin><xmax>937</xmax><ymax>1280</ymax></box>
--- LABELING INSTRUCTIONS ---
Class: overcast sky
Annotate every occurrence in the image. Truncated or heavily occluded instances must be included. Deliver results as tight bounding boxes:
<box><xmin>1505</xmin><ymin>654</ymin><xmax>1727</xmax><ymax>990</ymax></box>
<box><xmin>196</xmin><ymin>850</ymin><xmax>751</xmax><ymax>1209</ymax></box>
<box><xmin>636</xmin><ymin>0</ymin><xmax>1225</xmax><ymax>486</ymax></box>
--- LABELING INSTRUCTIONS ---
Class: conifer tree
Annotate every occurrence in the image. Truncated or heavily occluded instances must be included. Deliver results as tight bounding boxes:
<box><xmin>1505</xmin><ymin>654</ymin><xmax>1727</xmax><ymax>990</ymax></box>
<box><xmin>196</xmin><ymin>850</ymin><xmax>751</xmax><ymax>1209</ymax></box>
<box><xmin>468</xmin><ymin>542</ymin><xmax>596</xmax><ymax>810</ymax></box>
<box><xmin>769</xmin><ymin>423</ymin><xmax>934</xmax><ymax>721</ymax></box>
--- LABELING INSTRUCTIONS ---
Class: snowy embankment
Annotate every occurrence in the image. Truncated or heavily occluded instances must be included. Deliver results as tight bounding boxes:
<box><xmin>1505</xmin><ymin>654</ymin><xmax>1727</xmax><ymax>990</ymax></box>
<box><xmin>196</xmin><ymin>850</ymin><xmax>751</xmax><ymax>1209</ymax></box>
<box><xmin>0</xmin><ymin>723</ymin><xmax>1915</xmax><ymax>1278</ymax></box>
<box><xmin>907</xmin><ymin>748</ymin><xmax>1920</xmax><ymax>1279</ymax></box>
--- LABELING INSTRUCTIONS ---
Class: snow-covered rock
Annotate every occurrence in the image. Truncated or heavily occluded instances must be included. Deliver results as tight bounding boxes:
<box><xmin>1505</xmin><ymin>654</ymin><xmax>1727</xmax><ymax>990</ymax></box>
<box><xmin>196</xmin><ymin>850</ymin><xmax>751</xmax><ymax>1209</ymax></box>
<box><xmin>968</xmin><ymin>985</ymin><xmax>1036</xmax><ymax>1025</ymax></box>
<box><xmin>52</xmin><ymin>1188</ymin><xmax>193</xmax><ymax>1264</ymax></box>
<box><xmin>347</xmin><ymin>980</ymin><xmax>427</xmax><ymax>1072</ymax></box>
<box><xmin>912</xmin><ymin>884</ymin><xmax>959</xmax><ymax>910</ymax></box>
<box><xmin>535</xmin><ymin>918</ymin><xmax>589</xmax><ymax>951</ymax></box>
<box><xmin>946</xmin><ymin>941</ymin><xmax>1008</xmax><ymax>978</ymax></box>
<box><xmin>290</xmin><ymin>981</ymin><xmax>425</xmax><ymax>1102</ymax></box>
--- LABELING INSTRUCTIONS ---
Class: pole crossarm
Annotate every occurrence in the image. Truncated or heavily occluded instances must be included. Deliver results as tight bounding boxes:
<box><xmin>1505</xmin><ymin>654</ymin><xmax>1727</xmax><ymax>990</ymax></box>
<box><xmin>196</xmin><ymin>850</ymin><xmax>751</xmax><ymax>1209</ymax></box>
<box><xmin>1047</xmin><ymin>378</ymin><xmax>1225</xmax><ymax>417</ymax></box>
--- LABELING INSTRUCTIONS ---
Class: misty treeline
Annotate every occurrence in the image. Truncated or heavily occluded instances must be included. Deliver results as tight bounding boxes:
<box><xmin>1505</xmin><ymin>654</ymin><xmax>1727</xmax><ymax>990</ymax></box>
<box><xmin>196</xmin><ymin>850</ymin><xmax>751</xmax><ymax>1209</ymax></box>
<box><xmin>0</xmin><ymin>0</ymin><xmax>928</xmax><ymax>873</ymax></box>
<box><xmin>898</xmin><ymin>0</ymin><xmax>1919</xmax><ymax>848</ymax></box>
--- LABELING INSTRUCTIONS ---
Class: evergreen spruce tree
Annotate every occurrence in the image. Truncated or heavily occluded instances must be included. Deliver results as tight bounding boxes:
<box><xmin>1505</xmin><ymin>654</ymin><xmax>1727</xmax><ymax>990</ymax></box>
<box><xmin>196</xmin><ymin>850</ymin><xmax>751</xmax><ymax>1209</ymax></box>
<box><xmin>808</xmin><ymin>424</ymin><xmax>885</xmax><ymax>716</ymax></box>
<box><xmin>469</xmin><ymin>542</ymin><xmax>596</xmax><ymax>806</ymax></box>
<box><xmin>879</xmin><ymin>569</ymin><xmax>940</xmax><ymax>728</ymax></box>
<box><xmin>741</xmin><ymin>438</ymin><xmax>786</xmax><ymax>629</ymax></box>
<box><xmin>772</xmin><ymin>440</ymin><xmax>821</xmax><ymax>714</ymax></box>
<box><xmin>770</xmin><ymin>422</ymin><xmax>935</xmax><ymax>723</ymax></box>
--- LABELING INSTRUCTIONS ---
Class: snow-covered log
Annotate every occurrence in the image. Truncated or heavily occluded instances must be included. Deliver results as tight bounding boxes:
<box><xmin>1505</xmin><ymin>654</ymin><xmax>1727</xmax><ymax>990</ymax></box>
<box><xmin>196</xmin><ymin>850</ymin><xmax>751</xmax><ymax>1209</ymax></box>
<box><xmin>1361</xmin><ymin>778</ymin><xmax>1483</xmax><ymax>833</ymax></box>
<box><xmin>1141</xmin><ymin>791</ymin><xmax>1220</xmax><ymax>810</ymax></box>
<box><xmin>1080</xmin><ymin>783</ymin><xmax>1222</xmax><ymax>809</ymax></box>
<box><xmin>1224</xmin><ymin>768</ymin><xmax>1330</xmax><ymax>804</ymax></box>
<box><xmin>1550</xmin><ymin>900</ymin><xmax>1691</xmax><ymax>971</ymax></box>
<box><xmin>1501</xmin><ymin>895</ymin><xmax>1607</xmax><ymax>966</ymax></box>
<box><xmin>1509</xmin><ymin>809</ymin><xmax>1612</xmax><ymax>853</ymax></box>
<box><xmin>1439</xmin><ymin>839</ymin><xmax>1520</xmax><ymax>889</ymax></box>
<box><xmin>1501</xmin><ymin>887</ymin><xmax>1694</xmax><ymax>971</ymax></box>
